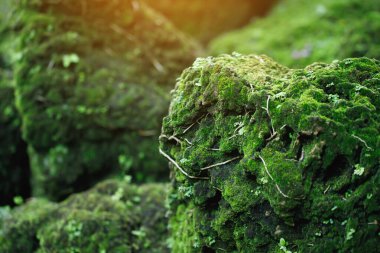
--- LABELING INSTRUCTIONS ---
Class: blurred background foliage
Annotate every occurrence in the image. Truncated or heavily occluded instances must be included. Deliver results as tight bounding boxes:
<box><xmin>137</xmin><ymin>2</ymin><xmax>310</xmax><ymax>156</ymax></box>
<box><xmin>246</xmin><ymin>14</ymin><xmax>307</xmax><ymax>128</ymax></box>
<box><xmin>0</xmin><ymin>0</ymin><xmax>379</xmax><ymax>252</ymax></box>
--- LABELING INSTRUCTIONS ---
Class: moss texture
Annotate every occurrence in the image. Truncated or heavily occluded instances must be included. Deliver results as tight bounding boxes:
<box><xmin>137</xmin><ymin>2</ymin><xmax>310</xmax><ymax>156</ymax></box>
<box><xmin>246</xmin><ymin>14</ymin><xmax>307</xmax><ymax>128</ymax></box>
<box><xmin>160</xmin><ymin>55</ymin><xmax>380</xmax><ymax>252</ymax></box>
<box><xmin>0</xmin><ymin>179</ymin><xmax>169</xmax><ymax>253</ymax></box>
<box><xmin>12</xmin><ymin>0</ymin><xmax>201</xmax><ymax>200</ymax></box>
<box><xmin>142</xmin><ymin>0</ymin><xmax>278</xmax><ymax>43</ymax></box>
<box><xmin>210</xmin><ymin>0</ymin><xmax>380</xmax><ymax>68</ymax></box>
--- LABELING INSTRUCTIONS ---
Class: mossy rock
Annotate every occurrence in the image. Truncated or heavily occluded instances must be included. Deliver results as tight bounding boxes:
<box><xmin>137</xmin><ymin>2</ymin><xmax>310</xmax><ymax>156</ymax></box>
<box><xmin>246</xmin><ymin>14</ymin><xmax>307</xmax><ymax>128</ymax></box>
<box><xmin>142</xmin><ymin>0</ymin><xmax>278</xmax><ymax>43</ymax></box>
<box><xmin>160</xmin><ymin>55</ymin><xmax>380</xmax><ymax>252</ymax></box>
<box><xmin>0</xmin><ymin>179</ymin><xmax>169</xmax><ymax>253</ymax></box>
<box><xmin>12</xmin><ymin>0</ymin><xmax>200</xmax><ymax>200</ymax></box>
<box><xmin>210</xmin><ymin>0</ymin><xmax>380</xmax><ymax>68</ymax></box>
<box><xmin>0</xmin><ymin>21</ymin><xmax>30</xmax><ymax>206</ymax></box>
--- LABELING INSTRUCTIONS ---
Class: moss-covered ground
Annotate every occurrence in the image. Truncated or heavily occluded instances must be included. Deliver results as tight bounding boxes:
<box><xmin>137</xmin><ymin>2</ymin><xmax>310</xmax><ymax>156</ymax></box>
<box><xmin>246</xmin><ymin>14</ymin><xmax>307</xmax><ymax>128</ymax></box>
<box><xmin>160</xmin><ymin>55</ymin><xmax>380</xmax><ymax>252</ymax></box>
<box><xmin>0</xmin><ymin>179</ymin><xmax>169</xmax><ymax>253</ymax></box>
<box><xmin>210</xmin><ymin>0</ymin><xmax>380</xmax><ymax>68</ymax></box>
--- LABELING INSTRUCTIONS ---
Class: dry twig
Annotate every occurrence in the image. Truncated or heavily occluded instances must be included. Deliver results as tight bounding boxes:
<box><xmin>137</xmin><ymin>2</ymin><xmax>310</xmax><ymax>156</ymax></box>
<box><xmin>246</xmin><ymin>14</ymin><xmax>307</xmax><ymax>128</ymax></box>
<box><xmin>159</xmin><ymin>149</ymin><xmax>209</xmax><ymax>180</ymax></box>
<box><xmin>352</xmin><ymin>134</ymin><xmax>373</xmax><ymax>151</ymax></box>
<box><xmin>262</xmin><ymin>95</ymin><xmax>277</xmax><ymax>137</ymax></box>
<box><xmin>200</xmin><ymin>156</ymin><xmax>241</xmax><ymax>171</ymax></box>
<box><xmin>258</xmin><ymin>155</ymin><xmax>303</xmax><ymax>200</ymax></box>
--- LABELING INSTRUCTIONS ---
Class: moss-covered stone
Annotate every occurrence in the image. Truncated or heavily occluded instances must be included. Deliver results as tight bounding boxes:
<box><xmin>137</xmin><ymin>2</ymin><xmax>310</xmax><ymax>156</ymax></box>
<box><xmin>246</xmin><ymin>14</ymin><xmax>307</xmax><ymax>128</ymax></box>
<box><xmin>11</xmin><ymin>0</ymin><xmax>200</xmax><ymax>200</ymax></box>
<box><xmin>0</xmin><ymin>179</ymin><xmax>169</xmax><ymax>253</ymax></box>
<box><xmin>142</xmin><ymin>0</ymin><xmax>278</xmax><ymax>43</ymax></box>
<box><xmin>210</xmin><ymin>0</ymin><xmax>380</xmax><ymax>68</ymax></box>
<box><xmin>160</xmin><ymin>55</ymin><xmax>380</xmax><ymax>252</ymax></box>
<box><xmin>0</xmin><ymin>11</ymin><xmax>30</xmax><ymax>206</ymax></box>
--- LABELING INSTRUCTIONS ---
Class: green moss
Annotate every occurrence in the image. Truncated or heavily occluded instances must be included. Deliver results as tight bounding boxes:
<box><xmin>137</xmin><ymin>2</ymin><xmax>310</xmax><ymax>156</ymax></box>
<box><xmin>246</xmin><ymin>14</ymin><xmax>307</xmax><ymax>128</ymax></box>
<box><xmin>9</xmin><ymin>0</ymin><xmax>201</xmax><ymax>200</ymax></box>
<box><xmin>0</xmin><ymin>179</ymin><xmax>169</xmax><ymax>253</ymax></box>
<box><xmin>0</xmin><ymin>16</ymin><xmax>30</xmax><ymax>206</ymax></box>
<box><xmin>210</xmin><ymin>0</ymin><xmax>380</xmax><ymax>68</ymax></box>
<box><xmin>160</xmin><ymin>55</ymin><xmax>380</xmax><ymax>252</ymax></box>
<box><xmin>142</xmin><ymin>0</ymin><xmax>277</xmax><ymax>43</ymax></box>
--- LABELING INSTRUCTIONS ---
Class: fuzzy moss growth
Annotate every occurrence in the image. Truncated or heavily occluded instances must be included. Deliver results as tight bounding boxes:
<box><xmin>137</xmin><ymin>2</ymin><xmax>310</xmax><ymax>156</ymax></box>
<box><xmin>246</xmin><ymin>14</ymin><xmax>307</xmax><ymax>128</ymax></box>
<box><xmin>160</xmin><ymin>55</ymin><xmax>380</xmax><ymax>252</ymax></box>
<box><xmin>142</xmin><ymin>0</ymin><xmax>277</xmax><ymax>43</ymax></box>
<box><xmin>0</xmin><ymin>179</ymin><xmax>169</xmax><ymax>253</ymax></box>
<box><xmin>210</xmin><ymin>0</ymin><xmax>380</xmax><ymax>68</ymax></box>
<box><xmin>12</xmin><ymin>0</ymin><xmax>200</xmax><ymax>200</ymax></box>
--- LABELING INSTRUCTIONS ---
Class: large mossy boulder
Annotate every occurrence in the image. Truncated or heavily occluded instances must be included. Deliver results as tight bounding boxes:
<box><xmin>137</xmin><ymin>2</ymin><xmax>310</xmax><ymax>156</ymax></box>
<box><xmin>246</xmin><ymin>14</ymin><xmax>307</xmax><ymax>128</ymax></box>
<box><xmin>160</xmin><ymin>55</ymin><xmax>380</xmax><ymax>252</ymax></box>
<box><xmin>142</xmin><ymin>0</ymin><xmax>278</xmax><ymax>43</ymax></box>
<box><xmin>13</xmin><ymin>0</ymin><xmax>200</xmax><ymax>200</ymax></box>
<box><xmin>0</xmin><ymin>179</ymin><xmax>169</xmax><ymax>253</ymax></box>
<box><xmin>210</xmin><ymin>0</ymin><xmax>380</xmax><ymax>68</ymax></box>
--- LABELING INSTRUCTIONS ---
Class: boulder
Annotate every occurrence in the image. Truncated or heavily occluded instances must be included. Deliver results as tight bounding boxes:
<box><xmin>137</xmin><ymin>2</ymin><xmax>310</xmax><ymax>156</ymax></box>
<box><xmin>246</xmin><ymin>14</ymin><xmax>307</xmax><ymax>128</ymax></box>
<box><xmin>0</xmin><ymin>179</ymin><xmax>169</xmax><ymax>253</ymax></box>
<box><xmin>12</xmin><ymin>0</ymin><xmax>201</xmax><ymax>200</ymax></box>
<box><xmin>160</xmin><ymin>54</ymin><xmax>380</xmax><ymax>252</ymax></box>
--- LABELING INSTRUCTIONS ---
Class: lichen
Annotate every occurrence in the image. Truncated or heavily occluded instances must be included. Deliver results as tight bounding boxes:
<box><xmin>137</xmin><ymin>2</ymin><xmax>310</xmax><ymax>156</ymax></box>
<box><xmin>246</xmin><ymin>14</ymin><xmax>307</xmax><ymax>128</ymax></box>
<box><xmin>9</xmin><ymin>0</ymin><xmax>201</xmax><ymax>200</ymax></box>
<box><xmin>0</xmin><ymin>179</ymin><xmax>169</xmax><ymax>253</ymax></box>
<box><xmin>160</xmin><ymin>54</ymin><xmax>380</xmax><ymax>252</ymax></box>
<box><xmin>210</xmin><ymin>0</ymin><xmax>380</xmax><ymax>68</ymax></box>
<box><xmin>142</xmin><ymin>0</ymin><xmax>277</xmax><ymax>43</ymax></box>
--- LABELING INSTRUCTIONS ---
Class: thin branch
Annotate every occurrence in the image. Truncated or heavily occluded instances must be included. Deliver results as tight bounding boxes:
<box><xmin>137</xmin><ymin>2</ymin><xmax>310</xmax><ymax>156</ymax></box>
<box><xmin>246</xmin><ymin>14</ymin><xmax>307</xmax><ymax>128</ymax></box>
<box><xmin>275</xmin><ymin>184</ymin><xmax>292</xmax><ymax>199</ymax></box>
<box><xmin>159</xmin><ymin>149</ymin><xmax>209</xmax><ymax>180</ymax></box>
<box><xmin>183</xmin><ymin>122</ymin><xmax>196</xmax><ymax>134</ymax></box>
<box><xmin>184</xmin><ymin>138</ymin><xmax>193</xmax><ymax>145</ymax></box>
<box><xmin>299</xmin><ymin>149</ymin><xmax>305</xmax><ymax>162</ymax></box>
<box><xmin>265</xmin><ymin>132</ymin><xmax>278</xmax><ymax>141</ymax></box>
<box><xmin>208</xmin><ymin>148</ymin><xmax>221</xmax><ymax>151</ymax></box>
<box><xmin>159</xmin><ymin>134</ymin><xmax>182</xmax><ymax>144</ymax></box>
<box><xmin>258</xmin><ymin>155</ymin><xmax>274</xmax><ymax>181</ymax></box>
<box><xmin>228</xmin><ymin>134</ymin><xmax>239</xmax><ymax>140</ymax></box>
<box><xmin>200</xmin><ymin>156</ymin><xmax>241</xmax><ymax>171</ymax></box>
<box><xmin>183</xmin><ymin>113</ymin><xmax>209</xmax><ymax>134</ymax></box>
<box><xmin>323</xmin><ymin>185</ymin><xmax>330</xmax><ymax>194</ymax></box>
<box><xmin>258</xmin><ymin>155</ymin><xmax>303</xmax><ymax>200</ymax></box>
<box><xmin>352</xmin><ymin>134</ymin><xmax>373</xmax><ymax>151</ymax></box>
<box><xmin>233</xmin><ymin>123</ymin><xmax>245</xmax><ymax>134</ymax></box>
<box><xmin>261</xmin><ymin>95</ymin><xmax>276</xmax><ymax>136</ymax></box>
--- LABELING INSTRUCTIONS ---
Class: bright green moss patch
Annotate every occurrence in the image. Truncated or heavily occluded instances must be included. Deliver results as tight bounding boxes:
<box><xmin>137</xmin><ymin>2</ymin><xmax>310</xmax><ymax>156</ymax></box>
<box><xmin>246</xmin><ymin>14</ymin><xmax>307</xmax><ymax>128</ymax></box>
<box><xmin>0</xmin><ymin>179</ymin><xmax>169</xmax><ymax>253</ymax></box>
<box><xmin>142</xmin><ymin>0</ymin><xmax>277</xmax><ymax>43</ymax></box>
<box><xmin>210</xmin><ymin>0</ymin><xmax>380</xmax><ymax>68</ymax></box>
<box><xmin>11</xmin><ymin>0</ymin><xmax>201</xmax><ymax>200</ymax></box>
<box><xmin>160</xmin><ymin>55</ymin><xmax>380</xmax><ymax>252</ymax></box>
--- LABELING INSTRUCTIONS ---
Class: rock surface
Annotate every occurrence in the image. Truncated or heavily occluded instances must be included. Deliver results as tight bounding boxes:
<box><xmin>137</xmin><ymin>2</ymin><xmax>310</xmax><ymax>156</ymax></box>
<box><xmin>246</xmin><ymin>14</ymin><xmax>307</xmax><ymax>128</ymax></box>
<box><xmin>160</xmin><ymin>54</ymin><xmax>380</xmax><ymax>252</ymax></box>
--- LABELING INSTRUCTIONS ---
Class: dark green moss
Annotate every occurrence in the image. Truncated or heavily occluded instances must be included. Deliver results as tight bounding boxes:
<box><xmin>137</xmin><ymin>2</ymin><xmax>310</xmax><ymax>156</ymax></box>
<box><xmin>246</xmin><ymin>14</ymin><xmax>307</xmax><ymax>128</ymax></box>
<box><xmin>142</xmin><ymin>0</ymin><xmax>277</xmax><ymax>43</ymax></box>
<box><xmin>0</xmin><ymin>179</ymin><xmax>169</xmax><ymax>253</ymax></box>
<box><xmin>160</xmin><ymin>55</ymin><xmax>380</xmax><ymax>252</ymax></box>
<box><xmin>11</xmin><ymin>0</ymin><xmax>201</xmax><ymax>200</ymax></box>
<box><xmin>210</xmin><ymin>0</ymin><xmax>380</xmax><ymax>68</ymax></box>
<box><xmin>0</xmin><ymin>11</ymin><xmax>30</xmax><ymax>206</ymax></box>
